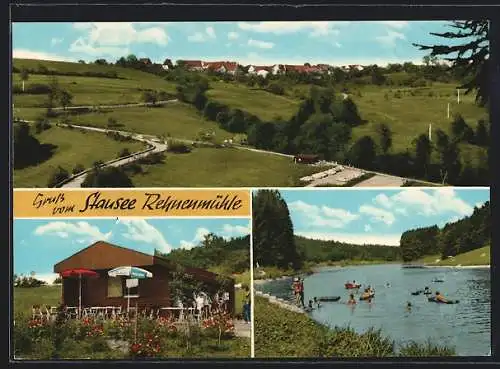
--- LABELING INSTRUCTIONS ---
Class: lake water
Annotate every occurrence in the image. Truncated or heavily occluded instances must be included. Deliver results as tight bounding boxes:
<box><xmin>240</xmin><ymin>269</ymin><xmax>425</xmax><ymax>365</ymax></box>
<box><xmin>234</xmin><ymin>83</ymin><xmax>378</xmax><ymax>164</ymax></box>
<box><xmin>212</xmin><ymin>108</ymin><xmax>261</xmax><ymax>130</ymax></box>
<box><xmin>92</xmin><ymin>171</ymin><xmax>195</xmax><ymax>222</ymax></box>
<box><xmin>256</xmin><ymin>264</ymin><xmax>491</xmax><ymax>356</ymax></box>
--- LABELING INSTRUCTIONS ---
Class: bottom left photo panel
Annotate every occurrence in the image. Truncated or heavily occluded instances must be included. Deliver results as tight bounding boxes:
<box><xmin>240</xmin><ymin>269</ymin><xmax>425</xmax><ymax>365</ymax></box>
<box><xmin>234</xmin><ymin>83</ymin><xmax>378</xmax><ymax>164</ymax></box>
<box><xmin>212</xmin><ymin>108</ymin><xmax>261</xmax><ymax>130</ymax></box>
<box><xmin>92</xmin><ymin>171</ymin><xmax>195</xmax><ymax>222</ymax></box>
<box><xmin>12</xmin><ymin>217</ymin><xmax>252</xmax><ymax>360</ymax></box>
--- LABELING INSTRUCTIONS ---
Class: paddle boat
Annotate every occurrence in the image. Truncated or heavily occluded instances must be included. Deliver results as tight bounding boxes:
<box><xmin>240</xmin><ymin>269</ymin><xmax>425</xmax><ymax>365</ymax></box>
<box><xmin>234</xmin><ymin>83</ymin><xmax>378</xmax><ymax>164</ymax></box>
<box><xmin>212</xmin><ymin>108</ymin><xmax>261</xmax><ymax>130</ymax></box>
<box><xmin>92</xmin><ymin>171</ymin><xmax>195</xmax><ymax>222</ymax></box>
<box><xmin>317</xmin><ymin>296</ymin><xmax>341</xmax><ymax>302</ymax></box>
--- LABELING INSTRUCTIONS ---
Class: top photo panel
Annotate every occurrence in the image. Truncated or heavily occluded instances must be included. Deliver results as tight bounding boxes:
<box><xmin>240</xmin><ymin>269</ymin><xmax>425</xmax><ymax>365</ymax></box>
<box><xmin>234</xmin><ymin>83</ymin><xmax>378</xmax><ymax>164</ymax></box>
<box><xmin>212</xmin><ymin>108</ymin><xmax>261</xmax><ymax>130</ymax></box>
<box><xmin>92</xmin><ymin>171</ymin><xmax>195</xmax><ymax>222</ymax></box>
<box><xmin>12</xmin><ymin>21</ymin><xmax>490</xmax><ymax>189</ymax></box>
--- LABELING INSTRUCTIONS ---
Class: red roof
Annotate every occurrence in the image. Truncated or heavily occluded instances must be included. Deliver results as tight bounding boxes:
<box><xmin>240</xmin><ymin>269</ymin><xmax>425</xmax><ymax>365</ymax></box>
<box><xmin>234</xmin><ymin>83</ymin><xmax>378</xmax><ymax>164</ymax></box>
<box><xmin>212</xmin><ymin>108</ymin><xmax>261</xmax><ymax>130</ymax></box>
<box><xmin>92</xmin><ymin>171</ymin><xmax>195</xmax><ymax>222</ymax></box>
<box><xmin>181</xmin><ymin>60</ymin><xmax>203</xmax><ymax>68</ymax></box>
<box><xmin>285</xmin><ymin>65</ymin><xmax>321</xmax><ymax>73</ymax></box>
<box><xmin>205</xmin><ymin>61</ymin><xmax>238</xmax><ymax>72</ymax></box>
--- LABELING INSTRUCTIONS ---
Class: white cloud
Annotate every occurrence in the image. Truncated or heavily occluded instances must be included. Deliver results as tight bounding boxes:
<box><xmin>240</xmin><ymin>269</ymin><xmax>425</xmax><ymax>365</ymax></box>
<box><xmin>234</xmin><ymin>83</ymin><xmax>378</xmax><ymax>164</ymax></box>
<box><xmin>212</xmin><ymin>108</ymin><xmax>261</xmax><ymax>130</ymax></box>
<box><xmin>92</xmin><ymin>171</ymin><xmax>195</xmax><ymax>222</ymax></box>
<box><xmin>247</xmin><ymin>39</ymin><xmax>275</xmax><ymax>49</ymax></box>
<box><xmin>219</xmin><ymin>223</ymin><xmax>251</xmax><ymax>239</ymax></box>
<box><xmin>187</xmin><ymin>32</ymin><xmax>206</xmax><ymax>43</ymax></box>
<box><xmin>289</xmin><ymin>200</ymin><xmax>359</xmax><ymax>229</ymax></box>
<box><xmin>70</xmin><ymin>22</ymin><xmax>169</xmax><ymax>58</ymax></box>
<box><xmin>334</xmin><ymin>42</ymin><xmax>342</xmax><ymax>48</ymax></box>
<box><xmin>120</xmin><ymin>219</ymin><xmax>171</xmax><ymax>253</ymax></box>
<box><xmin>12</xmin><ymin>49</ymin><xmax>73</xmax><ymax>62</ymax></box>
<box><xmin>69</xmin><ymin>38</ymin><xmax>129</xmax><ymax>58</ymax></box>
<box><xmin>475</xmin><ymin>201</ymin><xmax>487</xmax><ymax>208</ymax></box>
<box><xmin>238</xmin><ymin>21</ymin><xmax>348</xmax><ymax>37</ymax></box>
<box><xmin>364</xmin><ymin>225</ymin><xmax>372</xmax><ymax>232</ymax></box>
<box><xmin>179</xmin><ymin>227</ymin><xmax>211</xmax><ymax>250</ymax></box>
<box><xmin>188</xmin><ymin>26</ymin><xmax>217</xmax><ymax>43</ymax></box>
<box><xmin>379</xmin><ymin>21</ymin><xmax>409</xmax><ymax>29</ymax></box>
<box><xmin>33</xmin><ymin>273</ymin><xmax>60</xmax><ymax>285</ymax></box>
<box><xmin>388</xmin><ymin>188</ymin><xmax>473</xmax><ymax>217</ymax></box>
<box><xmin>375</xmin><ymin>30</ymin><xmax>406</xmax><ymax>47</ymax></box>
<box><xmin>34</xmin><ymin>221</ymin><xmax>112</xmax><ymax>243</ymax></box>
<box><xmin>51</xmin><ymin>37</ymin><xmax>63</xmax><ymax>46</ymax></box>
<box><xmin>296</xmin><ymin>231</ymin><xmax>401</xmax><ymax>246</ymax></box>
<box><xmin>359</xmin><ymin>205</ymin><xmax>396</xmax><ymax>226</ymax></box>
<box><xmin>205</xmin><ymin>26</ymin><xmax>216</xmax><ymax>39</ymax></box>
<box><xmin>228</xmin><ymin>31</ymin><xmax>239</xmax><ymax>40</ymax></box>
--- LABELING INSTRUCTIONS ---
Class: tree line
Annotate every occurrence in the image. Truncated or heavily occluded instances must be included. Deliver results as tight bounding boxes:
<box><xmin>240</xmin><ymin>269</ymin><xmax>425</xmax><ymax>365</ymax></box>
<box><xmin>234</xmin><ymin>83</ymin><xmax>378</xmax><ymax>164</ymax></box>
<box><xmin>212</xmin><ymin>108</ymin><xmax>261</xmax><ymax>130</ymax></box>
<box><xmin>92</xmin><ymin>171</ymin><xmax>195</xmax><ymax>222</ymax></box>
<box><xmin>252</xmin><ymin>190</ymin><xmax>401</xmax><ymax>271</ymax></box>
<box><xmin>400</xmin><ymin>201</ymin><xmax>490</xmax><ymax>262</ymax></box>
<box><xmin>155</xmin><ymin>233</ymin><xmax>251</xmax><ymax>276</ymax></box>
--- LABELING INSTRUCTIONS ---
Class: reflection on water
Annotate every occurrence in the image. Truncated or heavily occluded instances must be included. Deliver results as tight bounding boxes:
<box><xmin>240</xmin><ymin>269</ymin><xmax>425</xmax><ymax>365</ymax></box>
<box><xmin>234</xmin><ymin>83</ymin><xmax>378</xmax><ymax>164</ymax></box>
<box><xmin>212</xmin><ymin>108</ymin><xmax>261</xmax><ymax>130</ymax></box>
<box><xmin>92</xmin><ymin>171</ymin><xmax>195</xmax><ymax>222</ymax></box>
<box><xmin>256</xmin><ymin>264</ymin><xmax>491</xmax><ymax>356</ymax></box>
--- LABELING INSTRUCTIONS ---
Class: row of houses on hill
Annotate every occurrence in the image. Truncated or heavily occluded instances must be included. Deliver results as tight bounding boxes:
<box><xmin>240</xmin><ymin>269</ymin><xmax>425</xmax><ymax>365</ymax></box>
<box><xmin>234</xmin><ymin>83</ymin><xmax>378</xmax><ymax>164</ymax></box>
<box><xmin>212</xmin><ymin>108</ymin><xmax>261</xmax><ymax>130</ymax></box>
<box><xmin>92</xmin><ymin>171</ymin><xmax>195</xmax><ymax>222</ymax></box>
<box><xmin>144</xmin><ymin>58</ymin><xmax>365</xmax><ymax>76</ymax></box>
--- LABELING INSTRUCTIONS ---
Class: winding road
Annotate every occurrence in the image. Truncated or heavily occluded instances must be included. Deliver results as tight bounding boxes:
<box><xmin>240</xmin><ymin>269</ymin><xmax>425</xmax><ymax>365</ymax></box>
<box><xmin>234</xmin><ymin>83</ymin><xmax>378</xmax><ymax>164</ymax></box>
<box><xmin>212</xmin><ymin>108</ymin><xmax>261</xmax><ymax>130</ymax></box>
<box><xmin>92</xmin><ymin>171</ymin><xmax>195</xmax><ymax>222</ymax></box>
<box><xmin>58</xmin><ymin>125</ymin><xmax>168</xmax><ymax>188</ymax></box>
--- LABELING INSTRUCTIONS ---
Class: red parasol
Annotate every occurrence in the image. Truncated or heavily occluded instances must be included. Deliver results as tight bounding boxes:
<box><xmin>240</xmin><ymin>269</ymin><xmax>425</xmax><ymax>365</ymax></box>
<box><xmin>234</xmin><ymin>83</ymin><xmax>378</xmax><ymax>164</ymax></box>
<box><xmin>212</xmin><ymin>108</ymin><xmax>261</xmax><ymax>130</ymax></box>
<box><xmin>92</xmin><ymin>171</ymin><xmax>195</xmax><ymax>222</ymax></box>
<box><xmin>60</xmin><ymin>268</ymin><xmax>99</xmax><ymax>318</ymax></box>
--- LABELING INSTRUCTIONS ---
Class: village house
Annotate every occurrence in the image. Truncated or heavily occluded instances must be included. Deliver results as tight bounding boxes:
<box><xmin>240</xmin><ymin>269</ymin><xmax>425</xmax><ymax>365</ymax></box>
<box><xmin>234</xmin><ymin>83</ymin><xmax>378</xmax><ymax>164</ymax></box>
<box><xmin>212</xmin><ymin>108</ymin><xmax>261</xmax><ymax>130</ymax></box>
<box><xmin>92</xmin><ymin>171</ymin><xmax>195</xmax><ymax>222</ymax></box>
<box><xmin>162</xmin><ymin>58</ymin><xmax>173</xmax><ymax>70</ymax></box>
<box><xmin>139</xmin><ymin>58</ymin><xmax>153</xmax><ymax>66</ymax></box>
<box><xmin>270</xmin><ymin>64</ymin><xmax>285</xmax><ymax>75</ymax></box>
<box><xmin>53</xmin><ymin>241</ymin><xmax>236</xmax><ymax>315</ymax></box>
<box><xmin>349</xmin><ymin>64</ymin><xmax>364</xmax><ymax>71</ymax></box>
<box><xmin>247</xmin><ymin>65</ymin><xmax>270</xmax><ymax>78</ymax></box>
<box><xmin>177</xmin><ymin>60</ymin><xmax>205</xmax><ymax>71</ymax></box>
<box><xmin>204</xmin><ymin>61</ymin><xmax>239</xmax><ymax>75</ymax></box>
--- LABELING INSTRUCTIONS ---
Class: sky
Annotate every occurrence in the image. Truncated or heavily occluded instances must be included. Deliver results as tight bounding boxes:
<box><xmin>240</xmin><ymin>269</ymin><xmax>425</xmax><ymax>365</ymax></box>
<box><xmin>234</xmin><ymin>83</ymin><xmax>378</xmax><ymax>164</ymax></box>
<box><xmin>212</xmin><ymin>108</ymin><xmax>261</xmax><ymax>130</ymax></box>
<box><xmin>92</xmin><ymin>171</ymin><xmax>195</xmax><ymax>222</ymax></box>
<box><xmin>11</xmin><ymin>21</ymin><xmax>460</xmax><ymax>66</ymax></box>
<box><xmin>13</xmin><ymin>217</ymin><xmax>250</xmax><ymax>282</ymax></box>
<box><xmin>270</xmin><ymin>188</ymin><xmax>489</xmax><ymax>247</ymax></box>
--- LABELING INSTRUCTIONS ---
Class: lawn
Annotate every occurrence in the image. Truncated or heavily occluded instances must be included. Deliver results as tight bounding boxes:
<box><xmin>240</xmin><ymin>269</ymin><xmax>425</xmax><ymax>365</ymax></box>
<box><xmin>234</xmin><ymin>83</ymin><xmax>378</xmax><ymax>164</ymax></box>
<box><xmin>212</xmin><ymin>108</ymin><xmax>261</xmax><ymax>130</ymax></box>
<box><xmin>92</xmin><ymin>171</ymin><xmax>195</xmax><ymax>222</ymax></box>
<box><xmin>14</xmin><ymin>285</ymin><xmax>61</xmax><ymax>318</ymax></box>
<box><xmin>207</xmin><ymin>81</ymin><xmax>300</xmax><ymax>122</ymax></box>
<box><xmin>66</xmin><ymin>102</ymin><xmax>234</xmax><ymax>141</ymax></box>
<box><xmin>418</xmin><ymin>245</ymin><xmax>490</xmax><ymax>267</ymax></box>
<box><xmin>13</xmin><ymin>126</ymin><xmax>146</xmax><ymax>188</ymax></box>
<box><xmin>129</xmin><ymin>147</ymin><xmax>331</xmax><ymax>187</ymax></box>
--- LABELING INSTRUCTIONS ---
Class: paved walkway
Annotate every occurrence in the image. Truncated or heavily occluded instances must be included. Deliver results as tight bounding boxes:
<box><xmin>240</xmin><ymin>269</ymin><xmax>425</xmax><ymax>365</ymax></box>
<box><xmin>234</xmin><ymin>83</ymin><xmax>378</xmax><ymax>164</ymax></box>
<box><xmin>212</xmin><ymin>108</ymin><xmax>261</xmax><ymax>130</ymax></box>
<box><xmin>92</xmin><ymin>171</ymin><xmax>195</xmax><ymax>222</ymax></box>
<box><xmin>233</xmin><ymin>319</ymin><xmax>251</xmax><ymax>338</ymax></box>
<box><xmin>52</xmin><ymin>99</ymin><xmax>178</xmax><ymax>111</ymax></box>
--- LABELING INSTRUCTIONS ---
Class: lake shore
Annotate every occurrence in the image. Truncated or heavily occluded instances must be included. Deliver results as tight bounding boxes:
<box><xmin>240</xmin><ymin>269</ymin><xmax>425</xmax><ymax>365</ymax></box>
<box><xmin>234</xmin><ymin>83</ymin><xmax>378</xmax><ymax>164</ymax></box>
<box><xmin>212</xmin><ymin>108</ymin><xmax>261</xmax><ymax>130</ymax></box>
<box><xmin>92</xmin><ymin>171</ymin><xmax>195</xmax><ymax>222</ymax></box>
<box><xmin>423</xmin><ymin>264</ymin><xmax>490</xmax><ymax>269</ymax></box>
<box><xmin>253</xmin><ymin>260</ymin><xmax>400</xmax><ymax>282</ymax></box>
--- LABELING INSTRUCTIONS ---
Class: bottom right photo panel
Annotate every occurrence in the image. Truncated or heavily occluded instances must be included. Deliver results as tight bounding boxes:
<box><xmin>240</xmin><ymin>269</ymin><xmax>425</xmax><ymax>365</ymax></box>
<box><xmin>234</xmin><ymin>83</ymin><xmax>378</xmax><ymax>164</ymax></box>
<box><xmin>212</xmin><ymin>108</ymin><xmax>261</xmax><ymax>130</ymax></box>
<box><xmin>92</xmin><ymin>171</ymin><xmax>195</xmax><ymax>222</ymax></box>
<box><xmin>252</xmin><ymin>187</ymin><xmax>491</xmax><ymax>358</ymax></box>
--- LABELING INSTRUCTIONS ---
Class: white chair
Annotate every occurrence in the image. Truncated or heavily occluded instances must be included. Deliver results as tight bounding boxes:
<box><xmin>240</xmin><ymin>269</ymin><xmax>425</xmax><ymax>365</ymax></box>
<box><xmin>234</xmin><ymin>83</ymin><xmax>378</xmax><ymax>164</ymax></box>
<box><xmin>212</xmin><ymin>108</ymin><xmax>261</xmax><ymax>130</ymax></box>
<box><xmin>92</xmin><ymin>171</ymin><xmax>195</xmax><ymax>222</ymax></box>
<box><xmin>32</xmin><ymin>305</ymin><xmax>43</xmax><ymax>320</ymax></box>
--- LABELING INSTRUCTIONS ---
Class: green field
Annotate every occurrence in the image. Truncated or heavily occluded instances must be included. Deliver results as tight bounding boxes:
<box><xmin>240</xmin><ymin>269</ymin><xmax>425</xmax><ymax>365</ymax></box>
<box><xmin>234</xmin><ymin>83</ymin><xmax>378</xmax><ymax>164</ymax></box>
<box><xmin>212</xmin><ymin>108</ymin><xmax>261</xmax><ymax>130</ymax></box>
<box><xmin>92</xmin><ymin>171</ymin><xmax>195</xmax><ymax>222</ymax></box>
<box><xmin>14</xmin><ymin>126</ymin><xmax>146</xmax><ymax>188</ymax></box>
<box><xmin>129</xmin><ymin>147</ymin><xmax>329</xmax><ymax>187</ymax></box>
<box><xmin>12</xmin><ymin>59</ymin><xmax>176</xmax><ymax>107</ymax></box>
<box><xmin>207</xmin><ymin>81</ymin><xmax>300</xmax><ymax>121</ymax></box>
<box><xmin>418</xmin><ymin>245</ymin><xmax>490</xmax><ymax>266</ymax></box>
<box><xmin>67</xmin><ymin>102</ymin><xmax>234</xmax><ymax>141</ymax></box>
<box><xmin>349</xmin><ymin>83</ymin><xmax>487</xmax><ymax>153</ymax></box>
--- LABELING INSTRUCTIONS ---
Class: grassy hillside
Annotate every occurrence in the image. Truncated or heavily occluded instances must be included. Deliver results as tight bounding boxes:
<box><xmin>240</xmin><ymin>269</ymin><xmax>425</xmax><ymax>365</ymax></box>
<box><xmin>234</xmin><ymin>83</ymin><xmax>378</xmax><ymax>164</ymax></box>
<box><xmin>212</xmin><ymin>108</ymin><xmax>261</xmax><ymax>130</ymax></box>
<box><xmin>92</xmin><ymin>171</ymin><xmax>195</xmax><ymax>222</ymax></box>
<box><xmin>207</xmin><ymin>81</ymin><xmax>300</xmax><ymax>121</ymax></box>
<box><xmin>67</xmin><ymin>102</ymin><xmax>234</xmax><ymax>141</ymax></box>
<box><xmin>419</xmin><ymin>245</ymin><xmax>490</xmax><ymax>266</ymax></box>
<box><xmin>128</xmin><ymin>147</ymin><xmax>328</xmax><ymax>187</ymax></box>
<box><xmin>350</xmin><ymin>83</ymin><xmax>487</xmax><ymax>153</ymax></box>
<box><xmin>13</xmin><ymin>126</ymin><xmax>146</xmax><ymax>188</ymax></box>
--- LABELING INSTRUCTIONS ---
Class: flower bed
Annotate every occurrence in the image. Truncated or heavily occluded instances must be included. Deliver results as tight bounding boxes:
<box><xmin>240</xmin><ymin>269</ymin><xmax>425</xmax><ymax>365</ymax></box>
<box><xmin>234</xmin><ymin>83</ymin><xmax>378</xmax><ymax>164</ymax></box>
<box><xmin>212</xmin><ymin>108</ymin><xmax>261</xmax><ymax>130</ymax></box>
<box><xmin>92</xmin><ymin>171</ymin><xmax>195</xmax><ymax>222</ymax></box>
<box><xmin>13</xmin><ymin>312</ymin><xmax>246</xmax><ymax>359</ymax></box>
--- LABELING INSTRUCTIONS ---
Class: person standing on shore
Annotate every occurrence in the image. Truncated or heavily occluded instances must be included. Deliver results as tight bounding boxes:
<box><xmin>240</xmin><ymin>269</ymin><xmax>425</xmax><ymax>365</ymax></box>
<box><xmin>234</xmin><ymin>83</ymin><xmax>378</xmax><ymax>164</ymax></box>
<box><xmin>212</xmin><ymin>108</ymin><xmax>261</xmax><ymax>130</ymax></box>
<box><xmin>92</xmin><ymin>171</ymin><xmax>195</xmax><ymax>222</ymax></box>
<box><xmin>299</xmin><ymin>278</ymin><xmax>305</xmax><ymax>308</ymax></box>
<box><xmin>292</xmin><ymin>278</ymin><xmax>301</xmax><ymax>306</ymax></box>
<box><xmin>243</xmin><ymin>286</ymin><xmax>251</xmax><ymax>324</ymax></box>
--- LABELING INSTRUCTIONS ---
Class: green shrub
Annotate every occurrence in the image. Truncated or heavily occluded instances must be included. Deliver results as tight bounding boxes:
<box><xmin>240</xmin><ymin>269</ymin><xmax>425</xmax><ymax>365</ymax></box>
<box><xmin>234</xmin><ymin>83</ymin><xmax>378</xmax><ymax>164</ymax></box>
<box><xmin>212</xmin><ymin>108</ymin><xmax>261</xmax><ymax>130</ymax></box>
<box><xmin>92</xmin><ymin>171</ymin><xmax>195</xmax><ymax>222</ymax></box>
<box><xmin>399</xmin><ymin>340</ymin><xmax>456</xmax><ymax>357</ymax></box>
